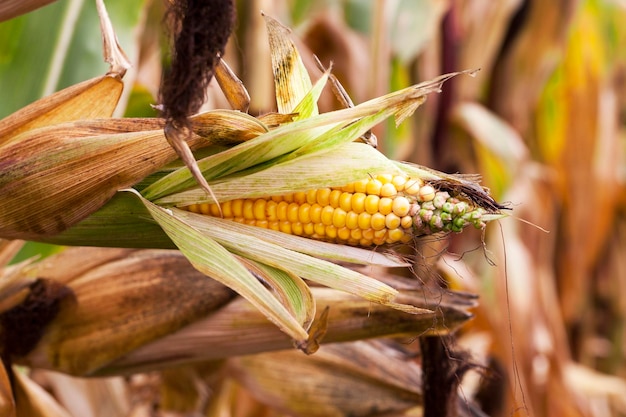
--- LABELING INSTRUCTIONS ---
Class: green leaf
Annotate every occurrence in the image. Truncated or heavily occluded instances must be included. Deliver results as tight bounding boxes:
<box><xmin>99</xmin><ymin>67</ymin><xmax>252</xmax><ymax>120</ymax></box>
<box><xmin>170</xmin><ymin>209</ymin><xmax>426</xmax><ymax>314</ymax></box>
<box><xmin>127</xmin><ymin>189</ymin><xmax>310</xmax><ymax>343</ymax></box>
<box><xmin>0</xmin><ymin>0</ymin><xmax>146</xmax><ymax>118</ymax></box>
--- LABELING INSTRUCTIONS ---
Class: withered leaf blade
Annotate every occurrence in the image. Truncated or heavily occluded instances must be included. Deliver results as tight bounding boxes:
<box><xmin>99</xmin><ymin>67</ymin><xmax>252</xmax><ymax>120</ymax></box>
<box><xmin>0</xmin><ymin>75</ymin><xmax>123</xmax><ymax>145</ymax></box>
<box><xmin>229</xmin><ymin>341</ymin><xmax>422</xmax><ymax>417</ymax></box>
<box><xmin>264</xmin><ymin>13</ymin><xmax>313</xmax><ymax>114</ymax></box>
<box><xmin>215</xmin><ymin>58</ymin><xmax>250</xmax><ymax>112</ymax></box>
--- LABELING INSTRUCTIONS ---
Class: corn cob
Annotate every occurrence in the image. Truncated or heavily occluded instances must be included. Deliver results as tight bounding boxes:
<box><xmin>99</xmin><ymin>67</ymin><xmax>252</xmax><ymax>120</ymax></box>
<box><xmin>183</xmin><ymin>174</ymin><xmax>491</xmax><ymax>247</ymax></box>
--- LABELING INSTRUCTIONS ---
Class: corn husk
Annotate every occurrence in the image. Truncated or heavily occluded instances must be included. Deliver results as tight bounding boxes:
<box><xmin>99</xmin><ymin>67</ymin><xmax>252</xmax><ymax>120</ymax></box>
<box><xmin>3</xmin><ymin>248</ymin><xmax>474</xmax><ymax>377</ymax></box>
<box><xmin>227</xmin><ymin>341</ymin><xmax>423</xmax><ymax>417</ymax></box>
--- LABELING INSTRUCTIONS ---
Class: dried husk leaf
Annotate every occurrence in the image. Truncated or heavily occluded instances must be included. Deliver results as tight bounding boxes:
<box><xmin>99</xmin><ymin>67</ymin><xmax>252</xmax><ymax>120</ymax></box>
<box><xmin>0</xmin><ymin>109</ymin><xmax>262</xmax><ymax>240</ymax></box>
<box><xmin>32</xmin><ymin>370</ymin><xmax>130</xmax><ymax>417</ymax></box>
<box><xmin>215</xmin><ymin>58</ymin><xmax>250</xmax><ymax>112</ymax></box>
<box><xmin>0</xmin><ymin>363</ymin><xmax>15</xmax><ymax>417</ymax></box>
<box><xmin>13</xmin><ymin>368</ymin><xmax>72</xmax><ymax>417</ymax></box>
<box><xmin>228</xmin><ymin>341</ymin><xmax>423</xmax><ymax>417</ymax></box>
<box><xmin>264</xmin><ymin>13</ymin><xmax>313</xmax><ymax>115</ymax></box>
<box><xmin>0</xmin><ymin>75</ymin><xmax>123</xmax><ymax>145</ymax></box>
<box><xmin>100</xmin><ymin>286</ymin><xmax>472</xmax><ymax>375</ymax></box>
<box><xmin>15</xmin><ymin>248</ymin><xmax>236</xmax><ymax>376</ymax></box>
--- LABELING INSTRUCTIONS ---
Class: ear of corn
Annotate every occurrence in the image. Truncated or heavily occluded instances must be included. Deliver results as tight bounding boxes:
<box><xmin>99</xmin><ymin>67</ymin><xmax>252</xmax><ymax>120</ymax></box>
<box><xmin>183</xmin><ymin>173</ymin><xmax>492</xmax><ymax>247</ymax></box>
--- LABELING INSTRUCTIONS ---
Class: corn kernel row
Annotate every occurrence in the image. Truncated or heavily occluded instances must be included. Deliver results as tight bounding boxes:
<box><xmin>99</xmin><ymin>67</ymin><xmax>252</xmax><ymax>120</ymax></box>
<box><xmin>183</xmin><ymin>174</ymin><xmax>488</xmax><ymax>246</ymax></box>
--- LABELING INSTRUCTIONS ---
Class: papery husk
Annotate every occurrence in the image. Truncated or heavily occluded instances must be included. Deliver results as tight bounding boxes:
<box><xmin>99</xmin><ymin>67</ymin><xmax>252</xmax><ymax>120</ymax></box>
<box><xmin>0</xmin><ymin>75</ymin><xmax>123</xmax><ymax>146</ymax></box>
<box><xmin>99</xmin><ymin>284</ymin><xmax>473</xmax><ymax>376</ymax></box>
<box><xmin>0</xmin><ymin>109</ymin><xmax>264</xmax><ymax>240</ymax></box>
<box><xmin>228</xmin><ymin>341</ymin><xmax>423</xmax><ymax>417</ymax></box>
<box><xmin>0</xmin><ymin>363</ymin><xmax>15</xmax><ymax>417</ymax></box>
<box><xmin>13</xmin><ymin>368</ymin><xmax>72</xmax><ymax>417</ymax></box>
<box><xmin>9</xmin><ymin>248</ymin><xmax>236</xmax><ymax>376</ymax></box>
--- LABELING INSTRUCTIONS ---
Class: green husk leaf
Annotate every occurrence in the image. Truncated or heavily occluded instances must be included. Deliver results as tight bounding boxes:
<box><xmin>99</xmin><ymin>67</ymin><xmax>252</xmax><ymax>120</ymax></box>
<box><xmin>127</xmin><ymin>189</ymin><xmax>309</xmax><ymax>343</ymax></box>
<box><xmin>156</xmin><ymin>142</ymin><xmax>399</xmax><ymax>206</ymax></box>
<box><xmin>141</xmin><ymin>72</ymin><xmax>331</xmax><ymax>201</ymax></box>
<box><xmin>169</xmin><ymin>209</ymin><xmax>429</xmax><ymax>314</ymax></box>
<box><xmin>238</xmin><ymin>258</ymin><xmax>315</xmax><ymax>331</ymax></box>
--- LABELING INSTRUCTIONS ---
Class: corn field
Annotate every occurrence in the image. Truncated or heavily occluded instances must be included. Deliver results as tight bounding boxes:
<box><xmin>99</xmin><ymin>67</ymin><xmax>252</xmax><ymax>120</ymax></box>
<box><xmin>1</xmin><ymin>1</ymin><xmax>626</xmax><ymax>416</ymax></box>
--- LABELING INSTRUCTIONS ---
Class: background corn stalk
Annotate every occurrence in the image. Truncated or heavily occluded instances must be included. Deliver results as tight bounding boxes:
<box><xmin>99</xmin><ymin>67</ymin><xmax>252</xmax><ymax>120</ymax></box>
<box><xmin>2</xmin><ymin>0</ymin><xmax>626</xmax><ymax>416</ymax></box>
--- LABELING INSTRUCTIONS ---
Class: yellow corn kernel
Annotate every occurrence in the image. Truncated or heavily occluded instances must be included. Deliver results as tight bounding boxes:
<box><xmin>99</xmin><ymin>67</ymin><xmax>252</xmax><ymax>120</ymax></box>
<box><xmin>354</xmin><ymin>178</ymin><xmax>369</xmax><ymax>193</ymax></box>
<box><xmin>332</xmin><ymin>208</ymin><xmax>347</xmax><ymax>228</ymax></box>
<box><xmin>337</xmin><ymin>227</ymin><xmax>351</xmax><ymax>241</ymax></box>
<box><xmin>253</xmin><ymin>199</ymin><xmax>266</xmax><ymax>221</ymax></box>
<box><xmin>371</xmin><ymin>213</ymin><xmax>386</xmax><ymax>231</ymax></box>
<box><xmin>298</xmin><ymin>203</ymin><xmax>311</xmax><ymax>224</ymax></box>
<box><xmin>279</xmin><ymin>221</ymin><xmax>292</xmax><ymax>234</ymax></box>
<box><xmin>378</xmin><ymin>197</ymin><xmax>393</xmax><ymax>215</ymax></box>
<box><xmin>222</xmin><ymin>201</ymin><xmax>233</xmax><ymax>218</ymax></box>
<box><xmin>232</xmin><ymin>199</ymin><xmax>244</xmax><ymax>217</ymax></box>
<box><xmin>325</xmin><ymin>225</ymin><xmax>338</xmax><ymax>239</ymax></box>
<box><xmin>287</xmin><ymin>202</ymin><xmax>300</xmax><ymax>223</ymax></box>
<box><xmin>400</xmin><ymin>215</ymin><xmax>413</xmax><ymax>229</ymax></box>
<box><xmin>271</xmin><ymin>195</ymin><xmax>283</xmax><ymax>203</ymax></box>
<box><xmin>350</xmin><ymin>228</ymin><xmax>363</xmax><ymax>240</ymax></box>
<box><xmin>187</xmin><ymin>203</ymin><xmax>199</xmax><ymax>213</ymax></box>
<box><xmin>385</xmin><ymin>213</ymin><xmax>401</xmax><ymax>229</ymax></box>
<box><xmin>317</xmin><ymin>188</ymin><xmax>331</xmax><ymax>206</ymax></box>
<box><xmin>351</xmin><ymin>193</ymin><xmax>366</xmax><ymax>214</ymax></box>
<box><xmin>366</xmin><ymin>179</ymin><xmax>383</xmax><ymax>195</ymax></box>
<box><xmin>360</xmin><ymin>238</ymin><xmax>373</xmax><ymax>247</ymax></box>
<box><xmin>392</xmin><ymin>196</ymin><xmax>410</xmax><ymax>217</ymax></box>
<box><xmin>380</xmin><ymin>183</ymin><xmax>397</xmax><ymax>197</ymax></box>
<box><xmin>387</xmin><ymin>228</ymin><xmax>405</xmax><ymax>243</ymax></box>
<box><xmin>339</xmin><ymin>192</ymin><xmax>352</xmax><ymax>212</ymax></box>
<box><xmin>391</xmin><ymin>175</ymin><xmax>407</xmax><ymax>191</ymax></box>
<box><xmin>245</xmin><ymin>219</ymin><xmax>256</xmax><ymax>226</ymax></box>
<box><xmin>310</xmin><ymin>204</ymin><xmax>322</xmax><ymax>224</ymax></box>
<box><xmin>268</xmin><ymin>221</ymin><xmax>280</xmax><ymax>231</ymax></box>
<box><xmin>292</xmin><ymin>222</ymin><xmax>304</xmax><ymax>235</ymax></box>
<box><xmin>321</xmin><ymin>206</ymin><xmax>335</xmax><ymax>226</ymax></box>
<box><xmin>233</xmin><ymin>217</ymin><xmax>245</xmax><ymax>224</ymax></box>
<box><xmin>418</xmin><ymin>185</ymin><xmax>436</xmax><ymax>202</ymax></box>
<box><xmin>276</xmin><ymin>201</ymin><xmax>289</xmax><ymax>221</ymax></box>
<box><xmin>306</xmin><ymin>189</ymin><xmax>318</xmax><ymax>204</ymax></box>
<box><xmin>364</xmin><ymin>195</ymin><xmax>380</xmax><ymax>214</ymax></box>
<box><xmin>200</xmin><ymin>203</ymin><xmax>211</xmax><ymax>215</ymax></box>
<box><xmin>357</xmin><ymin>212</ymin><xmax>371</xmax><ymax>230</ymax></box>
<box><xmin>376</xmin><ymin>173</ymin><xmax>393</xmax><ymax>184</ymax></box>
<box><xmin>283</xmin><ymin>194</ymin><xmax>294</xmax><ymax>203</ymax></box>
<box><xmin>341</xmin><ymin>182</ymin><xmax>355</xmax><ymax>193</ymax></box>
<box><xmin>266</xmin><ymin>200</ymin><xmax>278</xmax><ymax>221</ymax></box>
<box><xmin>362</xmin><ymin>228</ymin><xmax>375</xmax><ymax>241</ymax></box>
<box><xmin>255</xmin><ymin>220</ymin><xmax>268</xmax><ymax>229</ymax></box>
<box><xmin>209</xmin><ymin>203</ymin><xmax>221</xmax><ymax>217</ymax></box>
<box><xmin>345</xmin><ymin>211</ymin><xmax>359</xmax><ymax>230</ymax></box>
<box><xmin>329</xmin><ymin>190</ymin><xmax>342</xmax><ymax>208</ymax></box>
<box><xmin>314</xmin><ymin>223</ymin><xmax>326</xmax><ymax>236</ymax></box>
<box><xmin>243</xmin><ymin>200</ymin><xmax>255</xmax><ymax>220</ymax></box>
<box><xmin>303</xmin><ymin>223</ymin><xmax>315</xmax><ymax>236</ymax></box>
<box><xmin>293</xmin><ymin>192</ymin><xmax>307</xmax><ymax>204</ymax></box>
<box><xmin>404</xmin><ymin>178</ymin><xmax>423</xmax><ymax>195</ymax></box>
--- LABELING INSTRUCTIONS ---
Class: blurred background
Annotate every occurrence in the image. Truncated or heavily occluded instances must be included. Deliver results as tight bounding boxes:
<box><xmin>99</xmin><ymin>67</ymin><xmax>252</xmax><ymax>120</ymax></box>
<box><xmin>2</xmin><ymin>0</ymin><xmax>626</xmax><ymax>416</ymax></box>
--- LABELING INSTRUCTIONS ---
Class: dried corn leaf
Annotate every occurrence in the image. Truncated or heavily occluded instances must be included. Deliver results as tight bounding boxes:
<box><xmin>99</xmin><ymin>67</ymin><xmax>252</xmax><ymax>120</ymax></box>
<box><xmin>264</xmin><ymin>13</ymin><xmax>314</xmax><ymax>115</ymax></box>
<box><xmin>0</xmin><ymin>75</ymin><xmax>123</xmax><ymax>145</ymax></box>
<box><xmin>13</xmin><ymin>368</ymin><xmax>72</xmax><ymax>417</ymax></box>
<box><xmin>0</xmin><ymin>363</ymin><xmax>14</xmax><ymax>417</ymax></box>
<box><xmin>18</xmin><ymin>248</ymin><xmax>235</xmax><ymax>375</ymax></box>
<box><xmin>228</xmin><ymin>341</ymin><xmax>423</xmax><ymax>417</ymax></box>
